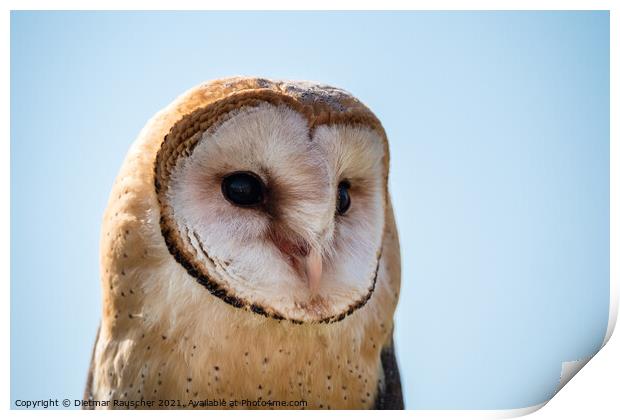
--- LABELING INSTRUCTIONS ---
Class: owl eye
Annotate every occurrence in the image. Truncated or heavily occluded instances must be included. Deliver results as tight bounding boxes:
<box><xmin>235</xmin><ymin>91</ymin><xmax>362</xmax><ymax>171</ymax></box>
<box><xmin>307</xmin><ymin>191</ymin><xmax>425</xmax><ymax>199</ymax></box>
<box><xmin>336</xmin><ymin>181</ymin><xmax>351</xmax><ymax>215</ymax></box>
<box><xmin>221</xmin><ymin>171</ymin><xmax>265</xmax><ymax>207</ymax></box>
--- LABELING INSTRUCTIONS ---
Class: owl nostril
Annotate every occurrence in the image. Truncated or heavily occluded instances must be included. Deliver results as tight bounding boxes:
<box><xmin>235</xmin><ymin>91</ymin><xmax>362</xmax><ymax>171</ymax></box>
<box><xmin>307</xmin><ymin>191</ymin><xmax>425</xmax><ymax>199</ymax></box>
<box><xmin>270</xmin><ymin>232</ymin><xmax>309</xmax><ymax>259</ymax></box>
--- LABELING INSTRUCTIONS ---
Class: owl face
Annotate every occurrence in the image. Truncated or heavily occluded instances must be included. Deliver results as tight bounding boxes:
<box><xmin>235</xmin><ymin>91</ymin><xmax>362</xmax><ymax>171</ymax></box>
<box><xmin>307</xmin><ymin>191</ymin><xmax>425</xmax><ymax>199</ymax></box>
<box><xmin>155</xmin><ymin>83</ymin><xmax>387</xmax><ymax>323</ymax></box>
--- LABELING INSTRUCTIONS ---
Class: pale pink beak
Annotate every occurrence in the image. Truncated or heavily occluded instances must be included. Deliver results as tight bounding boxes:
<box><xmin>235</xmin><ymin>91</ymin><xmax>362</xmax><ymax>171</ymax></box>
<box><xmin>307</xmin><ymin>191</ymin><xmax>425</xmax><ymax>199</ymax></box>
<box><xmin>304</xmin><ymin>247</ymin><xmax>323</xmax><ymax>295</ymax></box>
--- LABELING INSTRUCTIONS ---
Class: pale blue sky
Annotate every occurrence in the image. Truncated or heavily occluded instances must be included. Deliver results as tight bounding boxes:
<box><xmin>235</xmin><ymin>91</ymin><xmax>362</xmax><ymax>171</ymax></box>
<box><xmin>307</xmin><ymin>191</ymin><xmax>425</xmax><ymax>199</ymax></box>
<box><xmin>11</xmin><ymin>11</ymin><xmax>609</xmax><ymax>409</ymax></box>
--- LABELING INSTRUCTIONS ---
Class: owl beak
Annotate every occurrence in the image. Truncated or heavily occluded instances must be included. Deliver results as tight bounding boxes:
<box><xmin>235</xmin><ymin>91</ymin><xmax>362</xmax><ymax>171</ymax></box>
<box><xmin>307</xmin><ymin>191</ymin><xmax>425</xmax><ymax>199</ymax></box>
<box><xmin>269</xmin><ymin>230</ymin><xmax>323</xmax><ymax>293</ymax></box>
<box><xmin>304</xmin><ymin>247</ymin><xmax>323</xmax><ymax>295</ymax></box>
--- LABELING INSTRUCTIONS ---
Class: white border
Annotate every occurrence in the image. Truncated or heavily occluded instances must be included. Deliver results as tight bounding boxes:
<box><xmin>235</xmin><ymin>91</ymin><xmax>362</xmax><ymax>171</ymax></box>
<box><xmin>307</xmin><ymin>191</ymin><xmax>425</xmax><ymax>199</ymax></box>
<box><xmin>2</xmin><ymin>1</ymin><xmax>617</xmax><ymax>419</ymax></box>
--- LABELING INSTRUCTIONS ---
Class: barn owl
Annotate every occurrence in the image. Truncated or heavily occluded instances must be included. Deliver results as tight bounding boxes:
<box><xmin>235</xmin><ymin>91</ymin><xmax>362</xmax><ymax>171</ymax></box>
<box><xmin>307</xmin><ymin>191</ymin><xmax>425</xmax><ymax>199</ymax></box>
<box><xmin>84</xmin><ymin>77</ymin><xmax>402</xmax><ymax>409</ymax></box>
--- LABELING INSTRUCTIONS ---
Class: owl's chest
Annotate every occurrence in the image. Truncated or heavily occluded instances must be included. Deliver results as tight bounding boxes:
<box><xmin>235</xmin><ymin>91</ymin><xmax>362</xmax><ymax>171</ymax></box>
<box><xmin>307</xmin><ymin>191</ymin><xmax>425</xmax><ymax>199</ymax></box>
<box><xmin>183</xmin><ymin>322</ymin><xmax>382</xmax><ymax>409</ymax></box>
<box><xmin>98</xmin><ymin>311</ymin><xmax>384</xmax><ymax>409</ymax></box>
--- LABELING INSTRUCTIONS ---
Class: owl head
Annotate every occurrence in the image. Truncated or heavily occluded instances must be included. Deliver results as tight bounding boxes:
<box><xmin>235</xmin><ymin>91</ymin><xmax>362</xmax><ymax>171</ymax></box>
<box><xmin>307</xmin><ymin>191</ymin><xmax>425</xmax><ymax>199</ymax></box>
<box><xmin>153</xmin><ymin>77</ymin><xmax>389</xmax><ymax>324</ymax></box>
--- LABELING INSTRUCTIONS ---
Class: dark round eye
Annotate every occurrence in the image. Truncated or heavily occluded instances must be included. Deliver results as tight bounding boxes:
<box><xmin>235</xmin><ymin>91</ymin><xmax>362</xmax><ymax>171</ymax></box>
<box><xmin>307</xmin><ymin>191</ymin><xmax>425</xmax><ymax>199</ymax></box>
<box><xmin>336</xmin><ymin>181</ymin><xmax>351</xmax><ymax>215</ymax></box>
<box><xmin>221</xmin><ymin>172</ymin><xmax>265</xmax><ymax>207</ymax></box>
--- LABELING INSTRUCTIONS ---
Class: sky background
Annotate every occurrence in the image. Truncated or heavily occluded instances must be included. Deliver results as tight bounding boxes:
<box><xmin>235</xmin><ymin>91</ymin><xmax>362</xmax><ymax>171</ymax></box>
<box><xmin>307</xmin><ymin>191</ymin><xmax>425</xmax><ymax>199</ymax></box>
<box><xmin>11</xmin><ymin>11</ymin><xmax>610</xmax><ymax>409</ymax></box>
